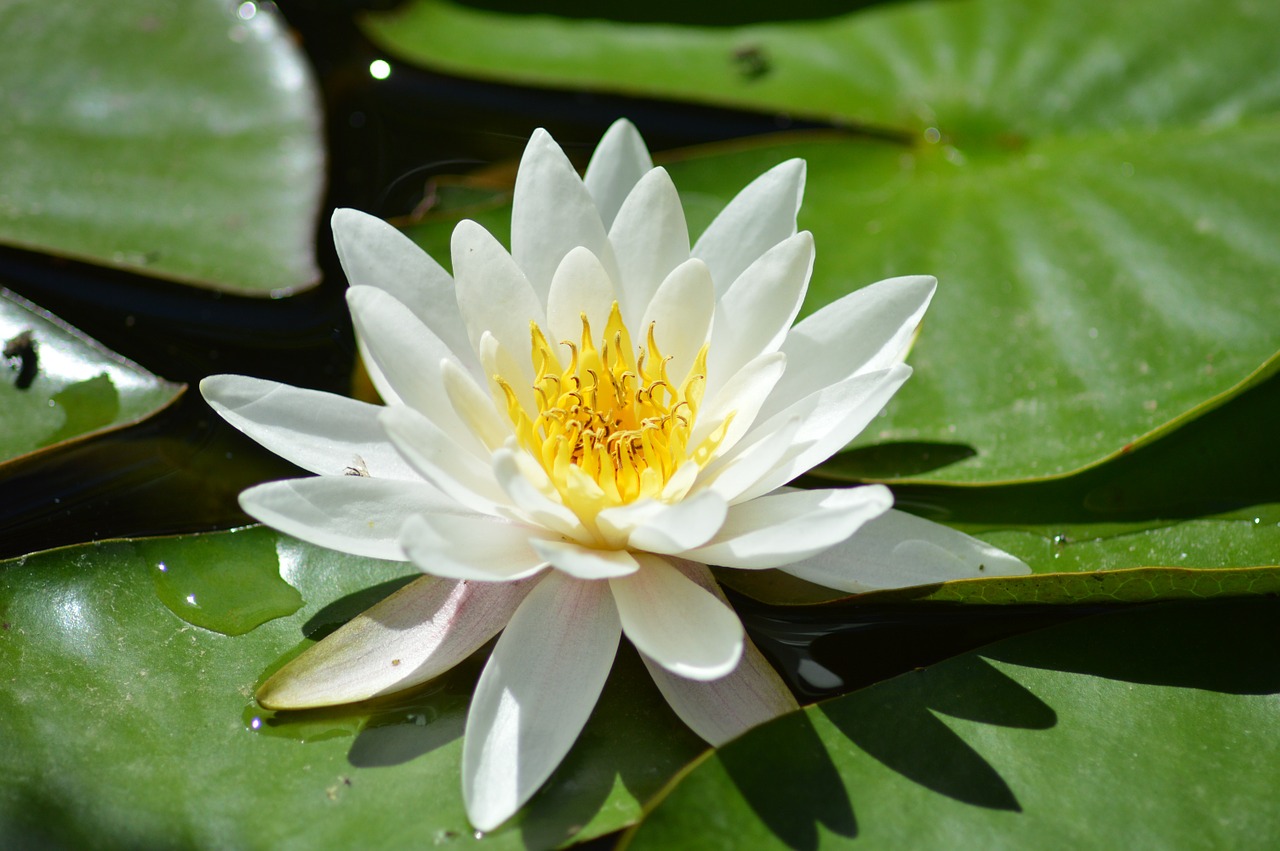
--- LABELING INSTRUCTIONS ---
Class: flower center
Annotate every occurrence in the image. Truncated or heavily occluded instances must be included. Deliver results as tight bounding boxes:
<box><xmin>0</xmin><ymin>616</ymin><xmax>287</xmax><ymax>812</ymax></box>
<box><xmin>498</xmin><ymin>302</ymin><xmax>725</xmax><ymax>516</ymax></box>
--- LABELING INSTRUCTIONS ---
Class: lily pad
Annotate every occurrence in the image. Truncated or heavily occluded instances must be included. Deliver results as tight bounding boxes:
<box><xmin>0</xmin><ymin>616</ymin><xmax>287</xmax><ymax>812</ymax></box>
<box><xmin>374</xmin><ymin>0</ymin><xmax>1280</xmax><ymax>483</ymax></box>
<box><xmin>623</xmin><ymin>599</ymin><xmax>1280</xmax><ymax>849</ymax></box>
<box><xmin>0</xmin><ymin>0</ymin><xmax>323</xmax><ymax>295</ymax></box>
<box><xmin>0</xmin><ymin>288</ymin><xmax>184</xmax><ymax>466</ymax></box>
<box><xmin>0</xmin><ymin>527</ymin><xmax>704</xmax><ymax>849</ymax></box>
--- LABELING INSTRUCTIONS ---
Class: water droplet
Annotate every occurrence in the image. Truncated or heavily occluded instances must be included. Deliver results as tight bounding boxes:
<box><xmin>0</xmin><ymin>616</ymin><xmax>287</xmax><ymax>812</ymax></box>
<box><xmin>144</xmin><ymin>528</ymin><xmax>303</xmax><ymax>636</ymax></box>
<box><xmin>923</xmin><ymin>126</ymin><xmax>941</xmax><ymax>144</ymax></box>
<box><xmin>249</xmin><ymin>716</ymin><xmax>262</xmax><ymax>731</ymax></box>
<box><xmin>236</xmin><ymin>1</ymin><xmax>257</xmax><ymax>20</ymax></box>
<box><xmin>369</xmin><ymin>59</ymin><xmax>391</xmax><ymax>80</ymax></box>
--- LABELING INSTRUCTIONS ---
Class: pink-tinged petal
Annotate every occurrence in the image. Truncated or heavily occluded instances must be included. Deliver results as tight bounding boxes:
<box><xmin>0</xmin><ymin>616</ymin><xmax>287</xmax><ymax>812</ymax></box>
<box><xmin>544</xmin><ymin>246</ymin><xmax>617</xmax><ymax>351</ymax></box>
<box><xmin>763</xmin><ymin>275</ymin><xmax>936</xmax><ymax>420</ymax></box>
<box><xmin>400</xmin><ymin>512</ymin><xmax>549</xmax><ymax>582</ymax></box>
<box><xmin>608</xmin><ymin>167</ymin><xmax>690</xmax><ymax>326</ymax></box>
<box><xmin>691</xmin><ymin>159</ymin><xmax>805</xmax><ymax>296</ymax></box>
<box><xmin>583</xmin><ymin>118</ymin><xmax>653</xmax><ymax>229</ymax></box>
<box><xmin>510</xmin><ymin>128</ymin><xmax>618</xmax><ymax>304</ymax></box>
<box><xmin>450</xmin><ymin>220</ymin><xmax>544</xmax><ymax>388</ymax></box>
<box><xmin>732</xmin><ymin>364</ymin><xmax>912</xmax><ymax>503</ymax></box>
<box><xmin>257</xmin><ymin>575</ymin><xmax>533</xmax><ymax>709</ymax></box>
<box><xmin>780</xmin><ymin>508</ymin><xmax>1032</xmax><ymax>593</ymax></box>
<box><xmin>687</xmin><ymin>485</ymin><xmax>893</xmax><ymax>569</ymax></box>
<box><xmin>200</xmin><ymin>374</ymin><xmax>415</xmax><ymax>480</ymax></box>
<box><xmin>331</xmin><ymin>208</ymin><xmax>477</xmax><ymax>374</ymax></box>
<box><xmin>379</xmin><ymin>405</ymin><xmax>509</xmax><ymax>516</ymax></box>
<box><xmin>610</xmin><ymin>553</ymin><xmax>743</xmax><ymax>681</ymax></box>
<box><xmin>463</xmin><ymin>572</ymin><xmax>621</xmax><ymax>831</ymax></box>
<box><xmin>641</xmin><ymin>558</ymin><xmax>796</xmax><ymax>745</ymax></box>
<box><xmin>530</xmin><ymin>538</ymin><xmax>640</xmax><ymax>579</ymax></box>
<box><xmin>705</xmin><ymin>231</ymin><xmax>813</xmax><ymax>400</ymax></box>
<box><xmin>239</xmin><ymin>476</ymin><xmax>464</xmax><ymax>562</ymax></box>
<box><xmin>596</xmin><ymin>490</ymin><xmax>727</xmax><ymax>554</ymax></box>
<box><xmin>346</xmin><ymin>285</ymin><xmax>487</xmax><ymax>456</ymax></box>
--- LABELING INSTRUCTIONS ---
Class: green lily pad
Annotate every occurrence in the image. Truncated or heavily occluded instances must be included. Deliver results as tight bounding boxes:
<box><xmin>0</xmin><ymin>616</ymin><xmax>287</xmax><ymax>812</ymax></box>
<box><xmin>0</xmin><ymin>527</ymin><xmax>704</xmax><ymax>849</ymax></box>
<box><xmin>0</xmin><ymin>0</ymin><xmax>323</xmax><ymax>295</ymax></box>
<box><xmin>0</xmin><ymin>288</ymin><xmax>184</xmax><ymax>466</ymax></box>
<box><xmin>375</xmin><ymin>0</ymin><xmax>1280</xmax><ymax>483</ymax></box>
<box><xmin>622</xmin><ymin>599</ymin><xmax>1280</xmax><ymax>849</ymax></box>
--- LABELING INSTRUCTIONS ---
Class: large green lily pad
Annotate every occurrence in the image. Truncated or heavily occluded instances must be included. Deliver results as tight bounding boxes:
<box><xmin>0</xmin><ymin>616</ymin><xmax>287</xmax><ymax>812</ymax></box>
<box><xmin>0</xmin><ymin>527</ymin><xmax>704</xmax><ymax>849</ymax></box>
<box><xmin>0</xmin><ymin>0</ymin><xmax>323</xmax><ymax>295</ymax></box>
<box><xmin>0</xmin><ymin>288</ymin><xmax>184</xmax><ymax>466</ymax></box>
<box><xmin>376</xmin><ymin>0</ymin><xmax>1280</xmax><ymax>483</ymax></box>
<box><xmin>622</xmin><ymin>599</ymin><xmax>1280</xmax><ymax>849</ymax></box>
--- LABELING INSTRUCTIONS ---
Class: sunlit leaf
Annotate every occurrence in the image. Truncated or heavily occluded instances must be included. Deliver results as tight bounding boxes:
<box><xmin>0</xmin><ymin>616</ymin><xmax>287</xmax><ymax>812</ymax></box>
<box><xmin>0</xmin><ymin>288</ymin><xmax>183</xmax><ymax>467</ymax></box>
<box><xmin>623</xmin><ymin>600</ymin><xmax>1280</xmax><ymax>849</ymax></box>
<box><xmin>0</xmin><ymin>527</ymin><xmax>703</xmax><ymax>849</ymax></box>
<box><xmin>378</xmin><ymin>0</ymin><xmax>1280</xmax><ymax>482</ymax></box>
<box><xmin>0</xmin><ymin>0</ymin><xmax>323</xmax><ymax>295</ymax></box>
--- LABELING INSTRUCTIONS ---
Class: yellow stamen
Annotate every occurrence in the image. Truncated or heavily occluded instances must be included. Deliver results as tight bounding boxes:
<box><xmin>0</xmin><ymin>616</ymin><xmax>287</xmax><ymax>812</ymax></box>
<box><xmin>498</xmin><ymin>302</ymin><xmax>723</xmax><ymax>522</ymax></box>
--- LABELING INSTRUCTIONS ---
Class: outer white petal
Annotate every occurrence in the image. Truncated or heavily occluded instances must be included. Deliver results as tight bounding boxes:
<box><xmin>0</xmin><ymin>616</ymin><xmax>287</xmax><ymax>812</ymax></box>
<box><xmin>240</xmin><ymin>476</ymin><xmax>464</xmax><ymax>561</ymax></box>
<box><xmin>686</xmin><ymin>485</ymin><xmax>893</xmax><ymax>569</ymax></box>
<box><xmin>530</xmin><ymin>538</ymin><xmax>640</xmax><ymax>579</ymax></box>
<box><xmin>347</xmin><ymin>285</ymin><xmax>486</xmax><ymax>456</ymax></box>
<box><xmin>200</xmin><ymin>374</ymin><xmax>416</xmax><ymax>480</ymax></box>
<box><xmin>583</xmin><ymin>118</ymin><xmax>653</xmax><ymax>229</ymax></box>
<box><xmin>451</xmin><ymin>220</ymin><xmax>545</xmax><ymax>386</ymax></box>
<box><xmin>733</xmin><ymin>364</ymin><xmax>912</xmax><ymax>503</ymax></box>
<box><xmin>463</xmin><ymin>572</ymin><xmax>620</xmax><ymax>831</ymax></box>
<box><xmin>705</xmin><ymin>231</ymin><xmax>813</xmax><ymax>400</ymax></box>
<box><xmin>380</xmin><ymin>405</ymin><xmax>510</xmax><ymax>516</ymax></box>
<box><xmin>640</xmin><ymin>559</ymin><xmax>797</xmax><ymax>746</ymax></box>
<box><xmin>607</xmin><ymin>167</ymin><xmax>690</xmax><ymax>325</ymax></box>
<box><xmin>780</xmin><ymin>508</ymin><xmax>1032</xmax><ymax>593</ymax></box>
<box><xmin>692</xmin><ymin>158</ymin><xmax>805</xmax><ymax>296</ymax></box>
<box><xmin>545</xmin><ymin>246</ymin><xmax>617</xmax><ymax>350</ymax></box>
<box><xmin>400</xmin><ymin>512</ymin><xmax>549</xmax><ymax>582</ymax></box>
<box><xmin>639</xmin><ymin>257</ymin><xmax>714</xmax><ymax>384</ymax></box>
<box><xmin>257</xmin><ymin>576</ymin><xmax>532</xmax><ymax>709</ymax></box>
<box><xmin>609</xmin><ymin>553</ymin><xmax>743</xmax><ymax>681</ymax></box>
<box><xmin>511</xmin><ymin>128</ymin><xmax>618</xmax><ymax>304</ymax></box>
<box><xmin>331</xmin><ymin>208</ymin><xmax>477</xmax><ymax>373</ymax></box>
<box><xmin>762</xmin><ymin>275</ymin><xmax>936</xmax><ymax>420</ymax></box>
<box><xmin>596</xmin><ymin>490</ymin><xmax>728</xmax><ymax>554</ymax></box>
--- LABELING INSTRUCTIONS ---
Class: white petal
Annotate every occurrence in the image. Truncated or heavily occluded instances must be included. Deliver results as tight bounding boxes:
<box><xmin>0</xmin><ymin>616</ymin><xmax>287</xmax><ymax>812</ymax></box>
<box><xmin>441</xmin><ymin>359</ymin><xmax>510</xmax><ymax>452</ymax></box>
<box><xmin>689</xmin><ymin>351</ymin><xmax>787</xmax><ymax>459</ymax></box>
<box><xmin>451</xmin><ymin>220</ymin><xmax>544</xmax><ymax>386</ymax></box>
<box><xmin>531</xmin><ymin>538</ymin><xmax>640</xmax><ymax>579</ymax></box>
<box><xmin>584</xmin><ymin>118</ymin><xmax>653</xmax><ymax>229</ymax></box>
<box><xmin>400</xmin><ymin>512</ymin><xmax>549</xmax><ymax>582</ymax></box>
<box><xmin>697</xmin><ymin>415</ymin><xmax>801</xmax><ymax>504</ymax></box>
<box><xmin>780</xmin><ymin>508</ymin><xmax>1032</xmax><ymax>593</ymax></box>
<box><xmin>640</xmin><ymin>559</ymin><xmax>796</xmax><ymax>746</ymax></box>
<box><xmin>491</xmin><ymin>447</ymin><xmax>580</xmax><ymax>536</ymax></box>
<box><xmin>346</xmin><ymin>285</ymin><xmax>486</xmax><ymax>456</ymax></box>
<box><xmin>639</xmin><ymin>257</ymin><xmax>714</xmax><ymax>384</ymax></box>
<box><xmin>608</xmin><ymin>167</ymin><xmax>690</xmax><ymax>325</ymax></box>
<box><xmin>510</xmin><ymin>128</ymin><xmax>618</xmax><ymax>304</ymax></box>
<box><xmin>257</xmin><ymin>576</ymin><xmax>532</xmax><ymax>709</ymax></box>
<box><xmin>705</xmin><ymin>231</ymin><xmax>813</xmax><ymax>400</ymax></box>
<box><xmin>692</xmin><ymin>159</ymin><xmax>805</xmax><ymax>296</ymax></box>
<box><xmin>463</xmin><ymin>572</ymin><xmax>620</xmax><ymax>831</ymax></box>
<box><xmin>240</xmin><ymin>476</ymin><xmax>462</xmax><ymax>561</ymax></box>
<box><xmin>610</xmin><ymin>553</ymin><xmax>743</xmax><ymax>680</ymax></box>
<box><xmin>763</xmin><ymin>275</ymin><xmax>936</xmax><ymax>419</ymax></box>
<box><xmin>379</xmin><ymin>405</ymin><xmax>509</xmax><ymax>515</ymax></box>
<box><xmin>545</xmin><ymin>246</ymin><xmax>617</xmax><ymax>350</ymax></box>
<box><xmin>200</xmin><ymin>374</ymin><xmax>415</xmax><ymax>480</ymax></box>
<box><xmin>331</xmin><ymin>208</ymin><xmax>476</xmax><ymax>373</ymax></box>
<box><xmin>732</xmin><ymin>364</ymin><xmax>912</xmax><ymax>502</ymax></box>
<box><xmin>686</xmin><ymin>485</ymin><xmax>893</xmax><ymax>569</ymax></box>
<box><xmin>596</xmin><ymin>490</ymin><xmax>728</xmax><ymax>554</ymax></box>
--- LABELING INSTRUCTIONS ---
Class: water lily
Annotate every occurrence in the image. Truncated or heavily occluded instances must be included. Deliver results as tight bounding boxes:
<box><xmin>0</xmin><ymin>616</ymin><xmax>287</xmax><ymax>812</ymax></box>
<box><xmin>201</xmin><ymin>119</ymin><xmax>1028</xmax><ymax>831</ymax></box>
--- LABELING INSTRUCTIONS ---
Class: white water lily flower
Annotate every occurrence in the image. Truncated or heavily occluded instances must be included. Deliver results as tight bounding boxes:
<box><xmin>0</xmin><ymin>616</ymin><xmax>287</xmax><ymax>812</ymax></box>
<box><xmin>201</xmin><ymin>119</ymin><xmax>1029</xmax><ymax>831</ymax></box>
